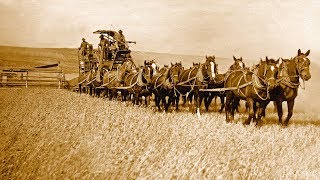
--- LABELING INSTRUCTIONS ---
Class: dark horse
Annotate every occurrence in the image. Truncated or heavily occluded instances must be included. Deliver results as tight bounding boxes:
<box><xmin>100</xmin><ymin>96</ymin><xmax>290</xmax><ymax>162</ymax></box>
<box><xmin>224</xmin><ymin>57</ymin><xmax>279</xmax><ymax>124</ymax></box>
<box><xmin>123</xmin><ymin>63</ymin><xmax>153</xmax><ymax>105</ymax></box>
<box><xmin>101</xmin><ymin>59</ymin><xmax>136</xmax><ymax>100</ymax></box>
<box><xmin>175</xmin><ymin>56</ymin><xmax>217</xmax><ymax>117</ymax></box>
<box><xmin>260</xmin><ymin>49</ymin><xmax>312</xmax><ymax>126</ymax></box>
<box><xmin>152</xmin><ymin>62</ymin><xmax>183</xmax><ymax>112</ymax></box>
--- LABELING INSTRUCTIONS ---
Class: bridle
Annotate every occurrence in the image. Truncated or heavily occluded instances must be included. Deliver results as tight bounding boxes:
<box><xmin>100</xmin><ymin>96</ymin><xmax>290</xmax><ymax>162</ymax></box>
<box><xmin>252</xmin><ymin>62</ymin><xmax>278</xmax><ymax>100</ymax></box>
<box><xmin>168</xmin><ymin>65</ymin><xmax>181</xmax><ymax>84</ymax></box>
<box><xmin>278</xmin><ymin>56</ymin><xmax>310</xmax><ymax>89</ymax></box>
<box><xmin>202</xmin><ymin>61</ymin><xmax>217</xmax><ymax>81</ymax></box>
<box><xmin>294</xmin><ymin>56</ymin><xmax>310</xmax><ymax>78</ymax></box>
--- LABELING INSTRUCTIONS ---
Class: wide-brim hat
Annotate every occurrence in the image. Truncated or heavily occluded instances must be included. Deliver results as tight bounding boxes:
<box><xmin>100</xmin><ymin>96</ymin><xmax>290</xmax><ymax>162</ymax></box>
<box><xmin>82</xmin><ymin>38</ymin><xmax>85</xmax><ymax>41</ymax></box>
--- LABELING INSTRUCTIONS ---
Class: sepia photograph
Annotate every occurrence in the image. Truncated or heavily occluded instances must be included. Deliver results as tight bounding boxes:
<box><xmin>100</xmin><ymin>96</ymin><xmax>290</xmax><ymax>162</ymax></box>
<box><xmin>1</xmin><ymin>0</ymin><xmax>320</xmax><ymax>179</ymax></box>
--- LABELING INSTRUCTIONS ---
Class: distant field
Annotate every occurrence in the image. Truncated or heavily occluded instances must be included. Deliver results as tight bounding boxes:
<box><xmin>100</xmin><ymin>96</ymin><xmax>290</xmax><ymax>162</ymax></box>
<box><xmin>0</xmin><ymin>46</ymin><xmax>238</xmax><ymax>75</ymax></box>
<box><xmin>0</xmin><ymin>88</ymin><xmax>320</xmax><ymax>179</ymax></box>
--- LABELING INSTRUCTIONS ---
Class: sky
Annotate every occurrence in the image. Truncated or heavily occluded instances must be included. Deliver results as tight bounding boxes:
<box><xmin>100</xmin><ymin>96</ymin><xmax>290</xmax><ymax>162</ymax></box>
<box><xmin>1</xmin><ymin>0</ymin><xmax>320</xmax><ymax>60</ymax></box>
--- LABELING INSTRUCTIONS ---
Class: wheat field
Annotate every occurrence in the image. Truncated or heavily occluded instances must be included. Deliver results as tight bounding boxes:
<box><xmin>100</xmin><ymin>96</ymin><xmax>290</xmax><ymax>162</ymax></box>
<box><xmin>1</xmin><ymin>88</ymin><xmax>320</xmax><ymax>179</ymax></box>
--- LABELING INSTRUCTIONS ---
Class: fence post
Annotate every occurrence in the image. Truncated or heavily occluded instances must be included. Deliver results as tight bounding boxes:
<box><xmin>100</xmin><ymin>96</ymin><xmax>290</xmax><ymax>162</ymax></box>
<box><xmin>26</xmin><ymin>71</ymin><xmax>28</xmax><ymax>88</ymax></box>
<box><xmin>58</xmin><ymin>61</ymin><xmax>61</xmax><ymax>89</ymax></box>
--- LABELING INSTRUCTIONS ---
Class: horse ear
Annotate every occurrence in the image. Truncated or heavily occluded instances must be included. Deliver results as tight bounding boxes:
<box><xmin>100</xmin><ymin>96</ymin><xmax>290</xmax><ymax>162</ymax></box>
<box><xmin>305</xmin><ymin>49</ymin><xmax>310</xmax><ymax>56</ymax></box>
<box><xmin>265</xmin><ymin>56</ymin><xmax>268</xmax><ymax>61</ymax></box>
<box><xmin>298</xmin><ymin>49</ymin><xmax>301</xmax><ymax>56</ymax></box>
<box><xmin>171</xmin><ymin>62</ymin><xmax>174</xmax><ymax>66</ymax></box>
<box><xmin>144</xmin><ymin>60</ymin><xmax>146</xmax><ymax>65</ymax></box>
<box><xmin>233</xmin><ymin>56</ymin><xmax>236</xmax><ymax>61</ymax></box>
<box><xmin>205</xmin><ymin>55</ymin><xmax>207</xmax><ymax>59</ymax></box>
<box><xmin>277</xmin><ymin>58</ymin><xmax>282</xmax><ymax>67</ymax></box>
<box><xmin>240</xmin><ymin>57</ymin><xmax>243</xmax><ymax>61</ymax></box>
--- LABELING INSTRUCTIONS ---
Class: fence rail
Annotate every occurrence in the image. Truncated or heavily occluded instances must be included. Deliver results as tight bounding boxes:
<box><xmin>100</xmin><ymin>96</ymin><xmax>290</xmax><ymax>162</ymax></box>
<box><xmin>0</xmin><ymin>62</ymin><xmax>66</xmax><ymax>88</ymax></box>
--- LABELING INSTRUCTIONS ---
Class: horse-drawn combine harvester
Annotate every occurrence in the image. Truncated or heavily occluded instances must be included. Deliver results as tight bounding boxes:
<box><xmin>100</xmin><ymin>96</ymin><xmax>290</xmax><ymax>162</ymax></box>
<box><xmin>75</xmin><ymin>29</ymin><xmax>312</xmax><ymax>126</ymax></box>
<box><xmin>76</xmin><ymin>29</ymin><xmax>146</xmax><ymax>98</ymax></box>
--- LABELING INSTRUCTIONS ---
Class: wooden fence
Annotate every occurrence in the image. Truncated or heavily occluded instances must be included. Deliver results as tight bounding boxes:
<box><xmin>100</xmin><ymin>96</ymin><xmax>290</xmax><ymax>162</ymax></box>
<box><xmin>0</xmin><ymin>62</ymin><xmax>66</xmax><ymax>88</ymax></box>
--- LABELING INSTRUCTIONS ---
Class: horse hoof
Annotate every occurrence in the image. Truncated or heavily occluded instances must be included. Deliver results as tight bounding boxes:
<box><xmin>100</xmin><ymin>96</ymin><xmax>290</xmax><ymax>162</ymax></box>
<box><xmin>196</xmin><ymin>108</ymin><xmax>201</xmax><ymax>118</ymax></box>
<box><xmin>243</xmin><ymin>120</ymin><xmax>251</xmax><ymax>125</ymax></box>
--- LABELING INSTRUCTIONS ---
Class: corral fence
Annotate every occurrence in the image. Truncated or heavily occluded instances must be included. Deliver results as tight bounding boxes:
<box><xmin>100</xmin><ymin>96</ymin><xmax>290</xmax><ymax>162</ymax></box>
<box><xmin>0</xmin><ymin>62</ymin><xmax>66</xmax><ymax>88</ymax></box>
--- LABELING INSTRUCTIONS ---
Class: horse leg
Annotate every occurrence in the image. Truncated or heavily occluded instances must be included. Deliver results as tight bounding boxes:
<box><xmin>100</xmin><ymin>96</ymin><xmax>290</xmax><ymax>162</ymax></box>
<box><xmin>175</xmin><ymin>94</ymin><xmax>180</xmax><ymax>111</ymax></box>
<box><xmin>131</xmin><ymin>92</ymin><xmax>135</xmax><ymax>104</ymax></box>
<box><xmin>204</xmin><ymin>93</ymin><xmax>213</xmax><ymax>112</ymax></box>
<box><xmin>230</xmin><ymin>98</ymin><xmax>238</xmax><ymax>121</ymax></box>
<box><xmin>245</xmin><ymin>101</ymin><xmax>250</xmax><ymax>113</ymax></box>
<box><xmin>165</xmin><ymin>96</ymin><xmax>172</xmax><ymax>112</ymax></box>
<box><xmin>134</xmin><ymin>93</ymin><xmax>141</xmax><ymax>105</ymax></box>
<box><xmin>182</xmin><ymin>95</ymin><xmax>187</xmax><ymax>106</ymax></box>
<box><xmin>155</xmin><ymin>95</ymin><xmax>161</xmax><ymax>111</ymax></box>
<box><xmin>89</xmin><ymin>86</ymin><xmax>93</xmax><ymax>96</ymax></box>
<box><xmin>225</xmin><ymin>92</ymin><xmax>233</xmax><ymax>123</ymax></box>
<box><xmin>219</xmin><ymin>95</ymin><xmax>225</xmax><ymax>113</ymax></box>
<box><xmin>109</xmin><ymin>89</ymin><xmax>113</xmax><ymax>100</ymax></box>
<box><xmin>244</xmin><ymin>98</ymin><xmax>254</xmax><ymax>125</ymax></box>
<box><xmin>234</xmin><ymin>99</ymin><xmax>240</xmax><ymax>113</ymax></box>
<box><xmin>273</xmin><ymin>101</ymin><xmax>277</xmax><ymax>113</ymax></box>
<box><xmin>188</xmin><ymin>92</ymin><xmax>194</xmax><ymax>104</ymax></box>
<box><xmin>194</xmin><ymin>90</ymin><xmax>201</xmax><ymax>117</ymax></box>
<box><xmin>171</xmin><ymin>93</ymin><xmax>176</xmax><ymax>106</ymax></box>
<box><xmin>161</xmin><ymin>96</ymin><xmax>166</xmax><ymax>112</ymax></box>
<box><xmin>276</xmin><ymin>100</ymin><xmax>283</xmax><ymax>125</ymax></box>
<box><xmin>144</xmin><ymin>95</ymin><xmax>148</xmax><ymax>107</ymax></box>
<box><xmin>134</xmin><ymin>93</ymin><xmax>140</xmax><ymax>105</ymax></box>
<box><xmin>284</xmin><ymin>100</ymin><xmax>295</xmax><ymax>126</ymax></box>
<box><xmin>79</xmin><ymin>84</ymin><xmax>82</xmax><ymax>94</ymax></box>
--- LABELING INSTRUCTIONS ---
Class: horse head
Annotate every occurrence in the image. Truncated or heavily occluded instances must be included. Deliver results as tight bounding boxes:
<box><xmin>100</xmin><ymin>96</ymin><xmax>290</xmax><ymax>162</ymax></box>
<box><xmin>169</xmin><ymin>62</ymin><xmax>183</xmax><ymax>84</ymax></box>
<box><xmin>192</xmin><ymin>62</ymin><xmax>200</xmax><ymax>67</ymax></box>
<box><xmin>141</xmin><ymin>64</ymin><xmax>152</xmax><ymax>85</ymax></box>
<box><xmin>256</xmin><ymin>57</ymin><xmax>279</xmax><ymax>90</ymax></box>
<box><xmin>144</xmin><ymin>59</ymin><xmax>158</xmax><ymax>77</ymax></box>
<box><xmin>293</xmin><ymin>49</ymin><xmax>311</xmax><ymax>81</ymax></box>
<box><xmin>230</xmin><ymin>56</ymin><xmax>245</xmax><ymax>70</ymax></box>
<box><xmin>203</xmin><ymin>55</ymin><xmax>218</xmax><ymax>81</ymax></box>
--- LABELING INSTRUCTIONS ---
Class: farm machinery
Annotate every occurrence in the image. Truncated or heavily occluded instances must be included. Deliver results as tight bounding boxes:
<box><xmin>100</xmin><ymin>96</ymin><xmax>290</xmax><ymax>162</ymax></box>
<box><xmin>77</xmin><ymin>29</ymin><xmax>137</xmax><ymax>95</ymax></box>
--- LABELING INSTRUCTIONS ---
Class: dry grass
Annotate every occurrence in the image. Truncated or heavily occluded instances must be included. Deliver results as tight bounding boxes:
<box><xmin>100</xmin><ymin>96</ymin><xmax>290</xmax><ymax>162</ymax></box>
<box><xmin>1</xmin><ymin>88</ymin><xmax>320</xmax><ymax>179</ymax></box>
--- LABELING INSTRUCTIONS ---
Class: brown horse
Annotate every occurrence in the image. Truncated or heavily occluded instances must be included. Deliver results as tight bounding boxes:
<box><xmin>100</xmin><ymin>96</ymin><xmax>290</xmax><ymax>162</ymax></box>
<box><xmin>175</xmin><ymin>56</ymin><xmax>217</xmax><ymax>116</ymax></box>
<box><xmin>260</xmin><ymin>49</ymin><xmax>312</xmax><ymax>126</ymax></box>
<box><xmin>229</xmin><ymin>56</ymin><xmax>245</xmax><ymax>70</ymax></box>
<box><xmin>224</xmin><ymin>57</ymin><xmax>279</xmax><ymax>124</ymax></box>
<box><xmin>152</xmin><ymin>63</ymin><xmax>183</xmax><ymax>111</ymax></box>
<box><xmin>123</xmin><ymin>63</ymin><xmax>153</xmax><ymax>105</ymax></box>
<box><xmin>203</xmin><ymin>56</ymin><xmax>246</xmax><ymax>113</ymax></box>
<box><xmin>101</xmin><ymin>59</ymin><xmax>136</xmax><ymax>100</ymax></box>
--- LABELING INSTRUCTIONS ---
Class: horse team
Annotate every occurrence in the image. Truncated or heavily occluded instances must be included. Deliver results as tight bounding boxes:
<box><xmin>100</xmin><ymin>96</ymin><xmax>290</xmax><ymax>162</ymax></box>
<box><xmin>79</xmin><ymin>49</ymin><xmax>312</xmax><ymax>126</ymax></box>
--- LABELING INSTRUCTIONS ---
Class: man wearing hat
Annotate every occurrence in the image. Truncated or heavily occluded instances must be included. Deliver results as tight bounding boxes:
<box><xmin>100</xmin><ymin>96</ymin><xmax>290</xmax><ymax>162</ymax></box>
<box><xmin>98</xmin><ymin>34</ymin><xmax>109</xmax><ymax>61</ymax></box>
<box><xmin>79</xmin><ymin>38</ymin><xmax>89</xmax><ymax>58</ymax></box>
<box><xmin>118</xmin><ymin>30</ymin><xmax>127</xmax><ymax>50</ymax></box>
